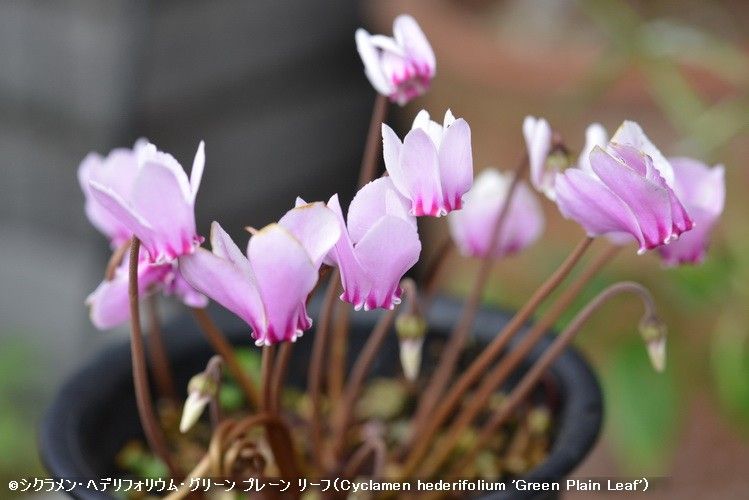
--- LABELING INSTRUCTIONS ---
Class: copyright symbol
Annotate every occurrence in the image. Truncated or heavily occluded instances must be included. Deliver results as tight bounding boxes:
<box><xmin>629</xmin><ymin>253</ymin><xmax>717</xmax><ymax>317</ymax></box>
<box><xmin>8</xmin><ymin>481</ymin><xmax>18</xmax><ymax>491</ymax></box>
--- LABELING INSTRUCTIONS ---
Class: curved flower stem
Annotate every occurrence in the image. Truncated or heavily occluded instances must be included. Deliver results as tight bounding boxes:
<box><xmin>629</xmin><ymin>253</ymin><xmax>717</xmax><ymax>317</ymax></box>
<box><xmin>330</xmin><ymin>307</ymin><xmax>397</xmax><ymax>463</ymax></box>
<box><xmin>127</xmin><ymin>239</ymin><xmax>178</xmax><ymax>477</ymax></box>
<box><xmin>307</xmin><ymin>270</ymin><xmax>340</xmax><ymax>469</ymax></box>
<box><xmin>191</xmin><ymin>308</ymin><xmax>261</xmax><ymax>408</ymax></box>
<box><xmin>401</xmin><ymin>236</ymin><xmax>593</xmax><ymax>476</ymax></box>
<box><xmin>415</xmin><ymin>245</ymin><xmax>620</xmax><ymax>477</ymax></box>
<box><xmin>145</xmin><ymin>295</ymin><xmax>177</xmax><ymax>403</ymax></box>
<box><xmin>357</xmin><ymin>94</ymin><xmax>389</xmax><ymax>188</ymax></box>
<box><xmin>328</xmin><ymin>300</ymin><xmax>350</xmax><ymax>403</ymax></box>
<box><xmin>409</xmin><ymin>154</ymin><xmax>528</xmax><ymax>439</ymax></box>
<box><xmin>105</xmin><ymin>238</ymin><xmax>131</xmax><ymax>281</ymax></box>
<box><xmin>270</xmin><ymin>342</ymin><xmax>293</xmax><ymax>415</ymax></box>
<box><xmin>448</xmin><ymin>281</ymin><xmax>659</xmax><ymax>477</ymax></box>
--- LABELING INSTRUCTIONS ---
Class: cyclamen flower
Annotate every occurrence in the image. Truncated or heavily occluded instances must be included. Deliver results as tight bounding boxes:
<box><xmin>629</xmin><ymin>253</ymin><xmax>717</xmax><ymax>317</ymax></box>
<box><xmin>325</xmin><ymin>177</ymin><xmax>421</xmax><ymax>310</ymax></box>
<box><xmin>179</xmin><ymin>204</ymin><xmax>340</xmax><ymax>345</ymax></box>
<box><xmin>554</xmin><ymin>122</ymin><xmax>693</xmax><ymax>254</ymax></box>
<box><xmin>86</xmin><ymin>251</ymin><xmax>208</xmax><ymax>330</ymax></box>
<box><xmin>382</xmin><ymin>109</ymin><xmax>473</xmax><ymax>216</ymax></box>
<box><xmin>89</xmin><ymin>141</ymin><xmax>205</xmax><ymax>263</ymax></box>
<box><xmin>448</xmin><ymin>169</ymin><xmax>544</xmax><ymax>258</ymax></box>
<box><xmin>355</xmin><ymin>14</ymin><xmax>435</xmax><ymax>105</ymax></box>
<box><xmin>658</xmin><ymin>158</ymin><xmax>725</xmax><ymax>266</ymax></box>
<box><xmin>523</xmin><ymin>116</ymin><xmax>608</xmax><ymax>200</ymax></box>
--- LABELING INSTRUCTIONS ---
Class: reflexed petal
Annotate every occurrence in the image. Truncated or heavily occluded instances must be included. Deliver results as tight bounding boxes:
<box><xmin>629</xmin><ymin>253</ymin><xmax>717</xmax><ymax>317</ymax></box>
<box><xmin>411</xmin><ymin>109</ymin><xmax>443</xmax><ymax>147</ymax></box>
<box><xmin>179</xmin><ymin>248</ymin><xmax>266</xmax><ymax>335</ymax></box>
<box><xmin>278</xmin><ymin>202</ymin><xmax>341</xmax><ymax>267</ymax></box>
<box><xmin>326</xmin><ymin>195</ymin><xmax>371</xmax><ymax>309</ymax></box>
<box><xmin>88</xmin><ymin>181</ymin><xmax>158</xmax><ymax>254</ymax></box>
<box><xmin>611</xmin><ymin>120</ymin><xmax>674</xmax><ymax>186</ymax></box>
<box><xmin>399</xmin><ymin>128</ymin><xmax>443</xmax><ymax>215</ymax></box>
<box><xmin>438</xmin><ymin>118</ymin><xmax>473</xmax><ymax>211</ymax></box>
<box><xmin>353</xmin><ymin>215</ymin><xmax>421</xmax><ymax>310</ymax></box>
<box><xmin>443</xmin><ymin>109</ymin><xmax>456</xmax><ymax>129</ymax></box>
<box><xmin>355</xmin><ymin>29</ymin><xmax>392</xmax><ymax>95</ymax></box>
<box><xmin>523</xmin><ymin>116</ymin><xmax>553</xmax><ymax>197</ymax></box>
<box><xmin>393</xmin><ymin>14</ymin><xmax>435</xmax><ymax>72</ymax></box>
<box><xmin>247</xmin><ymin>224</ymin><xmax>318</xmax><ymax>344</ymax></box>
<box><xmin>381</xmin><ymin>124</ymin><xmax>408</xmax><ymax>195</ymax></box>
<box><xmin>555</xmin><ymin>168</ymin><xmax>643</xmax><ymax>249</ymax></box>
<box><xmin>166</xmin><ymin>266</ymin><xmax>209</xmax><ymax>308</ymax></box>
<box><xmin>347</xmin><ymin>177</ymin><xmax>413</xmax><ymax>243</ymax></box>
<box><xmin>190</xmin><ymin>141</ymin><xmax>205</xmax><ymax>202</ymax></box>
<box><xmin>578</xmin><ymin>123</ymin><xmax>608</xmax><ymax>175</ymax></box>
<box><xmin>210</xmin><ymin>222</ymin><xmax>253</xmax><ymax>278</ymax></box>
<box><xmin>591</xmin><ymin>146</ymin><xmax>673</xmax><ymax>248</ymax></box>
<box><xmin>658</xmin><ymin>209</ymin><xmax>713</xmax><ymax>266</ymax></box>
<box><xmin>670</xmin><ymin>158</ymin><xmax>725</xmax><ymax>217</ymax></box>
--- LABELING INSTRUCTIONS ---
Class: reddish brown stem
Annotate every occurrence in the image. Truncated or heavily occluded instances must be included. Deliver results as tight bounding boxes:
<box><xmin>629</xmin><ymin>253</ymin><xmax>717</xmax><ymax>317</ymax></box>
<box><xmin>449</xmin><ymin>281</ymin><xmax>657</xmax><ymax>476</ymax></box>
<box><xmin>401</xmin><ymin>236</ymin><xmax>593</xmax><ymax>476</ymax></box>
<box><xmin>261</xmin><ymin>345</ymin><xmax>276</xmax><ymax>412</ymax></box>
<box><xmin>416</xmin><ymin>245</ymin><xmax>619</xmax><ymax>476</ymax></box>
<box><xmin>145</xmin><ymin>295</ymin><xmax>177</xmax><ymax>402</ymax></box>
<box><xmin>127</xmin><ymin>239</ymin><xmax>178</xmax><ymax>476</ymax></box>
<box><xmin>328</xmin><ymin>300</ymin><xmax>350</xmax><ymax>403</ymax></box>
<box><xmin>410</xmin><ymin>154</ymin><xmax>528</xmax><ymax>436</ymax></box>
<box><xmin>357</xmin><ymin>94</ymin><xmax>389</xmax><ymax>188</ymax></box>
<box><xmin>330</xmin><ymin>308</ymin><xmax>397</xmax><ymax>462</ymax></box>
<box><xmin>191</xmin><ymin>308</ymin><xmax>261</xmax><ymax>408</ymax></box>
<box><xmin>420</xmin><ymin>236</ymin><xmax>454</xmax><ymax>306</ymax></box>
<box><xmin>105</xmin><ymin>238</ymin><xmax>131</xmax><ymax>281</ymax></box>
<box><xmin>270</xmin><ymin>342</ymin><xmax>293</xmax><ymax>415</ymax></box>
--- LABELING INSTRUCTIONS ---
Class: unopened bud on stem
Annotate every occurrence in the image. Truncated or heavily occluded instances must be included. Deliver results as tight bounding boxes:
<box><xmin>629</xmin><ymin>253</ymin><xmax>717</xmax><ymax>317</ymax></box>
<box><xmin>179</xmin><ymin>372</ymin><xmax>219</xmax><ymax>433</ymax></box>
<box><xmin>639</xmin><ymin>315</ymin><xmax>667</xmax><ymax>372</ymax></box>
<box><xmin>396</xmin><ymin>313</ymin><xmax>427</xmax><ymax>382</ymax></box>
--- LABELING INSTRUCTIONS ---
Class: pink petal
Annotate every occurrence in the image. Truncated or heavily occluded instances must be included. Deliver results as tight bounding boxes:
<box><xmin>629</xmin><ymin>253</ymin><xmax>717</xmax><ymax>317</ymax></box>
<box><xmin>179</xmin><ymin>248</ymin><xmax>266</xmax><ymax>337</ymax></box>
<box><xmin>277</xmin><ymin>202</ymin><xmax>341</xmax><ymax>267</ymax></box>
<box><xmin>88</xmin><ymin>181</ymin><xmax>158</xmax><ymax>253</ymax></box>
<box><xmin>190</xmin><ymin>141</ymin><xmax>205</xmax><ymax>202</ymax></box>
<box><xmin>165</xmin><ymin>265</ymin><xmax>209</xmax><ymax>308</ymax></box>
<box><xmin>411</xmin><ymin>110</ymin><xmax>444</xmax><ymax>147</ymax></box>
<box><xmin>347</xmin><ymin>177</ymin><xmax>413</xmax><ymax>244</ymax></box>
<box><xmin>591</xmin><ymin>146</ymin><xmax>674</xmax><ymax>249</ymax></box>
<box><xmin>382</xmin><ymin>124</ymin><xmax>408</xmax><ymax>196</ymax></box>
<box><xmin>523</xmin><ymin>116</ymin><xmax>554</xmax><ymax>198</ymax></box>
<box><xmin>438</xmin><ymin>117</ymin><xmax>473</xmax><ymax>211</ymax></box>
<box><xmin>399</xmin><ymin>128</ymin><xmax>443</xmax><ymax>216</ymax></box>
<box><xmin>355</xmin><ymin>28</ymin><xmax>393</xmax><ymax>95</ymax></box>
<box><xmin>326</xmin><ymin>194</ymin><xmax>370</xmax><ymax>308</ymax></box>
<box><xmin>247</xmin><ymin>224</ymin><xmax>318</xmax><ymax>344</ymax></box>
<box><xmin>578</xmin><ymin>123</ymin><xmax>608</xmax><ymax>175</ymax></box>
<box><xmin>392</xmin><ymin>14</ymin><xmax>435</xmax><ymax>74</ymax></box>
<box><xmin>610</xmin><ymin>120</ymin><xmax>674</xmax><ymax>186</ymax></box>
<box><xmin>353</xmin><ymin>215</ymin><xmax>421</xmax><ymax>310</ymax></box>
<box><xmin>554</xmin><ymin>167</ymin><xmax>644</xmax><ymax>249</ymax></box>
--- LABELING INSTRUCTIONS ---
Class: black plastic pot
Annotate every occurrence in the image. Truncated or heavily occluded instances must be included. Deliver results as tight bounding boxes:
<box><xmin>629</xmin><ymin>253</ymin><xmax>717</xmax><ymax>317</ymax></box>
<box><xmin>40</xmin><ymin>296</ymin><xmax>603</xmax><ymax>499</ymax></box>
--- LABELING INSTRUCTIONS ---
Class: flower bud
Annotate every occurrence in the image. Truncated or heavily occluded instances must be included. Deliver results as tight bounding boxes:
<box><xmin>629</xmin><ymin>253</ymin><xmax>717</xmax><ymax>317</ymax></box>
<box><xmin>179</xmin><ymin>373</ymin><xmax>218</xmax><ymax>433</ymax></box>
<box><xmin>639</xmin><ymin>316</ymin><xmax>668</xmax><ymax>372</ymax></box>
<box><xmin>396</xmin><ymin>313</ymin><xmax>427</xmax><ymax>381</ymax></box>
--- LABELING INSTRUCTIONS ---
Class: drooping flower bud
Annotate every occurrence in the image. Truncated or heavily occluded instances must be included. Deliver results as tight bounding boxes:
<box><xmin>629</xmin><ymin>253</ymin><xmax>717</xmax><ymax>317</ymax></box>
<box><xmin>638</xmin><ymin>316</ymin><xmax>668</xmax><ymax>372</ymax></box>
<box><xmin>180</xmin><ymin>372</ymin><xmax>218</xmax><ymax>433</ymax></box>
<box><xmin>395</xmin><ymin>313</ymin><xmax>427</xmax><ymax>381</ymax></box>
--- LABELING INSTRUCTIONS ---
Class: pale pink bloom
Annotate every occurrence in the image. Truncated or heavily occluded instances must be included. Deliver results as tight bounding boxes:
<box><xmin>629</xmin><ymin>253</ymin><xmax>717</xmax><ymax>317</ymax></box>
<box><xmin>85</xmin><ymin>250</ymin><xmax>208</xmax><ymax>330</ymax></box>
<box><xmin>448</xmin><ymin>169</ymin><xmax>544</xmax><ymax>258</ymax></box>
<box><xmin>78</xmin><ymin>140</ymin><xmax>148</xmax><ymax>247</ymax></box>
<box><xmin>554</xmin><ymin>121</ymin><xmax>693</xmax><ymax>254</ymax></box>
<box><xmin>88</xmin><ymin>141</ymin><xmax>205</xmax><ymax>263</ymax></box>
<box><xmin>523</xmin><ymin>117</ymin><xmax>608</xmax><ymax>200</ymax></box>
<box><xmin>179</xmin><ymin>204</ymin><xmax>340</xmax><ymax>345</ymax></box>
<box><xmin>324</xmin><ymin>177</ymin><xmax>421</xmax><ymax>310</ymax></box>
<box><xmin>658</xmin><ymin>158</ymin><xmax>725</xmax><ymax>266</ymax></box>
<box><xmin>355</xmin><ymin>14</ymin><xmax>435</xmax><ymax>105</ymax></box>
<box><xmin>382</xmin><ymin>109</ymin><xmax>472</xmax><ymax>216</ymax></box>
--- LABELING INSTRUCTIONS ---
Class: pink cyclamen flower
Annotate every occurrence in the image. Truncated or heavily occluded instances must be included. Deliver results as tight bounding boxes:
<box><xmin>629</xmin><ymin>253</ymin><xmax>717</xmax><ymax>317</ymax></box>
<box><xmin>179</xmin><ymin>204</ymin><xmax>340</xmax><ymax>345</ymax></box>
<box><xmin>324</xmin><ymin>177</ymin><xmax>421</xmax><ymax>310</ymax></box>
<box><xmin>555</xmin><ymin>121</ymin><xmax>693</xmax><ymax>254</ymax></box>
<box><xmin>523</xmin><ymin>116</ymin><xmax>608</xmax><ymax>200</ymax></box>
<box><xmin>448</xmin><ymin>169</ymin><xmax>544</xmax><ymax>258</ymax></box>
<box><xmin>658</xmin><ymin>158</ymin><xmax>725</xmax><ymax>266</ymax></box>
<box><xmin>355</xmin><ymin>14</ymin><xmax>435</xmax><ymax>105</ymax></box>
<box><xmin>78</xmin><ymin>140</ymin><xmax>148</xmax><ymax>248</ymax></box>
<box><xmin>88</xmin><ymin>141</ymin><xmax>205</xmax><ymax>263</ymax></box>
<box><xmin>382</xmin><ymin>109</ymin><xmax>473</xmax><ymax>216</ymax></box>
<box><xmin>86</xmin><ymin>250</ymin><xmax>208</xmax><ymax>330</ymax></box>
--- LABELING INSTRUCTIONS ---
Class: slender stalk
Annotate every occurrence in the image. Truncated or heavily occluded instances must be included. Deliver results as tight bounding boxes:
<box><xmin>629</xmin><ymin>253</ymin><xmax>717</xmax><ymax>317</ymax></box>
<box><xmin>270</xmin><ymin>342</ymin><xmax>293</xmax><ymax>415</ymax></box>
<box><xmin>145</xmin><ymin>295</ymin><xmax>177</xmax><ymax>402</ymax></box>
<box><xmin>307</xmin><ymin>270</ymin><xmax>340</xmax><ymax>468</ymax></box>
<box><xmin>328</xmin><ymin>299</ymin><xmax>350</xmax><ymax>402</ymax></box>
<box><xmin>410</xmin><ymin>155</ymin><xmax>528</xmax><ymax>436</ymax></box>
<box><xmin>104</xmin><ymin>238</ymin><xmax>131</xmax><ymax>281</ymax></box>
<box><xmin>416</xmin><ymin>245</ymin><xmax>619</xmax><ymax>476</ymax></box>
<box><xmin>357</xmin><ymin>94</ymin><xmax>389</xmax><ymax>188</ymax></box>
<box><xmin>261</xmin><ymin>345</ymin><xmax>276</xmax><ymax>411</ymax></box>
<box><xmin>205</xmin><ymin>355</ymin><xmax>224</xmax><ymax>429</ymax></box>
<box><xmin>449</xmin><ymin>281</ymin><xmax>658</xmax><ymax>476</ymax></box>
<box><xmin>401</xmin><ymin>236</ymin><xmax>593</xmax><ymax>475</ymax></box>
<box><xmin>330</xmin><ymin>308</ymin><xmax>397</xmax><ymax>462</ymax></box>
<box><xmin>191</xmin><ymin>308</ymin><xmax>261</xmax><ymax>408</ymax></box>
<box><xmin>342</xmin><ymin>436</ymin><xmax>387</xmax><ymax>479</ymax></box>
<box><xmin>127</xmin><ymin>239</ymin><xmax>178</xmax><ymax>476</ymax></box>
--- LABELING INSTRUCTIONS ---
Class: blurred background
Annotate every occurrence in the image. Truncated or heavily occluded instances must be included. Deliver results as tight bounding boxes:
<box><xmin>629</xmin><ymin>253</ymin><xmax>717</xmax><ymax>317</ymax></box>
<box><xmin>1</xmin><ymin>0</ymin><xmax>748</xmax><ymax>498</ymax></box>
